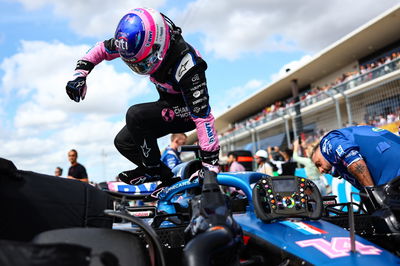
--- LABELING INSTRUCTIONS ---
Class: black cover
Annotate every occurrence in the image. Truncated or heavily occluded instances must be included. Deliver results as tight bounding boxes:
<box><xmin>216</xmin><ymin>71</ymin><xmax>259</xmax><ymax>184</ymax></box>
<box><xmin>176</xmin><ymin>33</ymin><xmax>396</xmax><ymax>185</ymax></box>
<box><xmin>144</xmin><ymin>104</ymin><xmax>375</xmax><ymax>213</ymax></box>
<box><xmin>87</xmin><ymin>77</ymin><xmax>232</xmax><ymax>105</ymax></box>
<box><xmin>33</xmin><ymin>228</ymin><xmax>150</xmax><ymax>266</ymax></box>
<box><xmin>0</xmin><ymin>240</ymin><xmax>90</xmax><ymax>266</ymax></box>
<box><xmin>0</xmin><ymin>158</ymin><xmax>113</xmax><ymax>241</ymax></box>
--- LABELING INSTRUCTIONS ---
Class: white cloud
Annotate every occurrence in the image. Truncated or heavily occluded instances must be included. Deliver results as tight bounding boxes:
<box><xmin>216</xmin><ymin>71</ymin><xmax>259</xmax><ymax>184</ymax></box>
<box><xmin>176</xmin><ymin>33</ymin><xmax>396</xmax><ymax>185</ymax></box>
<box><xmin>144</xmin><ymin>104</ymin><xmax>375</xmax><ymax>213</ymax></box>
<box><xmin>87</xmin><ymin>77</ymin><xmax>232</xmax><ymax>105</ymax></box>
<box><xmin>15</xmin><ymin>0</ymin><xmax>166</xmax><ymax>38</ymax></box>
<box><xmin>14</xmin><ymin>0</ymin><xmax>399</xmax><ymax>60</ymax></box>
<box><xmin>170</xmin><ymin>0</ymin><xmax>398</xmax><ymax>59</ymax></box>
<box><xmin>211</xmin><ymin>79</ymin><xmax>266</xmax><ymax>116</ymax></box>
<box><xmin>0</xmin><ymin>40</ymin><xmax>153</xmax><ymax>182</ymax></box>
<box><xmin>270</xmin><ymin>55</ymin><xmax>313</xmax><ymax>82</ymax></box>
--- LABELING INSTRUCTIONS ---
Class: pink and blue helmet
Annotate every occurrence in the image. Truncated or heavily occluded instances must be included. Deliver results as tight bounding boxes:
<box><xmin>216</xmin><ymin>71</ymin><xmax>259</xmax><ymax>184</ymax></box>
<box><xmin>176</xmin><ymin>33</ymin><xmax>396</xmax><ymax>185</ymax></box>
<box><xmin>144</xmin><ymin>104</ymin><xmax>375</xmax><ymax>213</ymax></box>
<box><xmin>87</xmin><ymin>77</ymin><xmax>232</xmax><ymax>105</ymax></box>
<box><xmin>114</xmin><ymin>7</ymin><xmax>171</xmax><ymax>75</ymax></box>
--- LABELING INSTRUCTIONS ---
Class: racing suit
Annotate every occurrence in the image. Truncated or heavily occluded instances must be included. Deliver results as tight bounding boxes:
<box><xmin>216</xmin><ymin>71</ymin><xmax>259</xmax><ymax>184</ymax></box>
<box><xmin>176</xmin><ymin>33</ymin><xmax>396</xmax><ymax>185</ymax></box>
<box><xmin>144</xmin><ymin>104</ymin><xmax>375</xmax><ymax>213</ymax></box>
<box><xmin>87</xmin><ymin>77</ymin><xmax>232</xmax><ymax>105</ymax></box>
<box><xmin>319</xmin><ymin>125</ymin><xmax>400</xmax><ymax>190</ymax></box>
<box><xmin>73</xmin><ymin>33</ymin><xmax>219</xmax><ymax>172</ymax></box>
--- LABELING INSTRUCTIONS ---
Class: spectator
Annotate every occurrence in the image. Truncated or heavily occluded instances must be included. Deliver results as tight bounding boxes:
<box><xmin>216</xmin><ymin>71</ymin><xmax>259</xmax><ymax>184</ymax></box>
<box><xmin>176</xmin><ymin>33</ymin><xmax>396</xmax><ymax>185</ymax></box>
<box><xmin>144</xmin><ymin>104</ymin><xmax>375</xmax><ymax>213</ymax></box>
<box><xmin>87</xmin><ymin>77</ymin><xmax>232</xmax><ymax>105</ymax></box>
<box><xmin>310</xmin><ymin>125</ymin><xmax>400</xmax><ymax>190</ymax></box>
<box><xmin>280</xmin><ymin>148</ymin><xmax>297</xmax><ymax>176</ymax></box>
<box><xmin>267</xmin><ymin>146</ymin><xmax>285</xmax><ymax>175</ymax></box>
<box><xmin>67</xmin><ymin>149</ymin><xmax>89</xmax><ymax>183</ymax></box>
<box><xmin>254</xmin><ymin>150</ymin><xmax>273</xmax><ymax>176</ymax></box>
<box><xmin>292</xmin><ymin>139</ymin><xmax>330</xmax><ymax>195</ymax></box>
<box><xmin>161</xmin><ymin>133</ymin><xmax>187</xmax><ymax>169</ymax></box>
<box><xmin>54</xmin><ymin>167</ymin><xmax>63</xmax><ymax>177</ymax></box>
<box><xmin>227</xmin><ymin>152</ymin><xmax>246</xmax><ymax>172</ymax></box>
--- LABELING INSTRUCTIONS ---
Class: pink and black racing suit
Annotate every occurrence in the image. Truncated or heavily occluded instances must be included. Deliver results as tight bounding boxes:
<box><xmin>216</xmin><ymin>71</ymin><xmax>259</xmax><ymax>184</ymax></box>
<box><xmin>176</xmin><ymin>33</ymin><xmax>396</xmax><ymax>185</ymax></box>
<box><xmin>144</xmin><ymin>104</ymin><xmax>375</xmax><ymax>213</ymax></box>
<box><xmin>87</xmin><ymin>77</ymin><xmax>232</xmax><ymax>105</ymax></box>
<box><xmin>74</xmin><ymin>33</ymin><xmax>220</xmax><ymax>169</ymax></box>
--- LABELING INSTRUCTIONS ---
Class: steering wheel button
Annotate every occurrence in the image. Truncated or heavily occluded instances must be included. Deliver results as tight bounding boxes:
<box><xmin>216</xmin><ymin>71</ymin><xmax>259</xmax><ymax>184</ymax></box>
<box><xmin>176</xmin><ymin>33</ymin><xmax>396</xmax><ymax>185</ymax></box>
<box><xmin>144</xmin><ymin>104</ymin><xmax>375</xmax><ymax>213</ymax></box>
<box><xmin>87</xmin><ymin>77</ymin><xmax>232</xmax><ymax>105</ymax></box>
<box><xmin>300</xmin><ymin>188</ymin><xmax>304</xmax><ymax>192</ymax></box>
<box><xmin>271</xmin><ymin>199</ymin><xmax>275</xmax><ymax>204</ymax></box>
<box><xmin>269</xmin><ymin>195</ymin><xmax>274</xmax><ymax>198</ymax></box>
<box><xmin>300</xmin><ymin>183</ymin><xmax>305</xmax><ymax>187</ymax></box>
<box><xmin>262</xmin><ymin>180</ymin><xmax>267</xmax><ymax>184</ymax></box>
<box><xmin>301</xmin><ymin>198</ymin><xmax>306</xmax><ymax>203</ymax></box>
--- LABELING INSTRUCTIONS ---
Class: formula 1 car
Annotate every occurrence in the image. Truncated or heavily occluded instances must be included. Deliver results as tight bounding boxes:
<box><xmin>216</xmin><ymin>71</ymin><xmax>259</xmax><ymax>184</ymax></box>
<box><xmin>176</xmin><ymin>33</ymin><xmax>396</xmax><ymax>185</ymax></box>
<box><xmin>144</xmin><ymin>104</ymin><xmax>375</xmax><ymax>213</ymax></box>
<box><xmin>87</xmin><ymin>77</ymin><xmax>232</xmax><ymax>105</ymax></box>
<box><xmin>101</xmin><ymin>145</ymin><xmax>400</xmax><ymax>265</ymax></box>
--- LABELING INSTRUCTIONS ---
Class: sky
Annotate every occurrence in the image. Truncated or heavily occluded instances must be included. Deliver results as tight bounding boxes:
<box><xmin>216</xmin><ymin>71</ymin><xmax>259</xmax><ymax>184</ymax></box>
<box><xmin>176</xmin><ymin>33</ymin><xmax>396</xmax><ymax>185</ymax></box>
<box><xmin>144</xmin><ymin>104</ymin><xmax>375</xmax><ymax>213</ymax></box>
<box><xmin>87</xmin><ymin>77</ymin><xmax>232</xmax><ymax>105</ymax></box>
<box><xmin>0</xmin><ymin>0</ymin><xmax>398</xmax><ymax>183</ymax></box>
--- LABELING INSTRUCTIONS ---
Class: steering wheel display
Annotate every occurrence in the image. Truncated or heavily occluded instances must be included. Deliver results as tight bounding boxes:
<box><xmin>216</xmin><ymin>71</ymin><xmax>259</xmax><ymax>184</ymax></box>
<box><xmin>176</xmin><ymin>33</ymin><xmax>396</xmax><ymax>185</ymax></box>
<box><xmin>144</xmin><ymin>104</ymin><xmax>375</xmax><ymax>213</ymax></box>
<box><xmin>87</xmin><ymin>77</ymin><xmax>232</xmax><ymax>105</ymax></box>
<box><xmin>252</xmin><ymin>176</ymin><xmax>322</xmax><ymax>222</ymax></box>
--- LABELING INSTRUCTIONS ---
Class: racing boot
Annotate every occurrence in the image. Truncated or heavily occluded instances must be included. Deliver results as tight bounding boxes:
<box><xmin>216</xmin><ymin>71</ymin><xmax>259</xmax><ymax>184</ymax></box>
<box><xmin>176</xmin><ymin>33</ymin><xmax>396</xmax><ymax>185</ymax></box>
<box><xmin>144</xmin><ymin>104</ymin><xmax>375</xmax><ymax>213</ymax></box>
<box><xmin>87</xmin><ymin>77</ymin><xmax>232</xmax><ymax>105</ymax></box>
<box><xmin>118</xmin><ymin>163</ymin><xmax>174</xmax><ymax>185</ymax></box>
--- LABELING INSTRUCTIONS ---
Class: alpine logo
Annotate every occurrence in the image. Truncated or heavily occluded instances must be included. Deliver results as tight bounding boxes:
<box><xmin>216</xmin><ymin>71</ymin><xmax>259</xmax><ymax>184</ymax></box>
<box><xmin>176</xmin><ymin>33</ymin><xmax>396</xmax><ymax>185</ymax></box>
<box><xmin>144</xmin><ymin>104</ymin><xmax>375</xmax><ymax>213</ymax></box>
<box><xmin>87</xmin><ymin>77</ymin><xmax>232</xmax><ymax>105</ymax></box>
<box><xmin>205</xmin><ymin>123</ymin><xmax>215</xmax><ymax>143</ymax></box>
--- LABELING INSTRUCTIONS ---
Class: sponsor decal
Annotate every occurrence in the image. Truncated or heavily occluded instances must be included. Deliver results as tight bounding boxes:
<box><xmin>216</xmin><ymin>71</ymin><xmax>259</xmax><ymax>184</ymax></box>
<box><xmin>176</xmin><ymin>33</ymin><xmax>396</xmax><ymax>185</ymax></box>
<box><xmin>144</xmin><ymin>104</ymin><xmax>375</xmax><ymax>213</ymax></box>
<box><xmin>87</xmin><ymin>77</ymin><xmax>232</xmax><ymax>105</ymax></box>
<box><xmin>145</xmin><ymin>31</ymin><xmax>153</xmax><ymax>47</ymax></box>
<box><xmin>178</xmin><ymin>60</ymin><xmax>189</xmax><ymax>76</ymax></box>
<box><xmin>193</xmin><ymin>90</ymin><xmax>201</xmax><ymax>98</ymax></box>
<box><xmin>280</xmin><ymin>221</ymin><xmax>327</xmax><ymax>235</ymax></box>
<box><xmin>175</xmin><ymin>54</ymin><xmax>195</xmax><ymax>81</ymax></box>
<box><xmin>130</xmin><ymin>176</ymin><xmax>147</xmax><ymax>185</ymax></box>
<box><xmin>205</xmin><ymin>122</ymin><xmax>215</xmax><ymax>143</ymax></box>
<box><xmin>130</xmin><ymin>211</ymin><xmax>153</xmax><ymax>217</ymax></box>
<box><xmin>192</xmin><ymin>96</ymin><xmax>207</xmax><ymax>105</ymax></box>
<box><xmin>163</xmin><ymin>178</ymin><xmax>199</xmax><ymax>195</ymax></box>
<box><xmin>173</xmin><ymin>106</ymin><xmax>190</xmax><ymax>118</ymax></box>
<box><xmin>140</xmin><ymin>139</ymin><xmax>151</xmax><ymax>158</ymax></box>
<box><xmin>193</xmin><ymin>107</ymin><xmax>200</xmax><ymax>113</ymax></box>
<box><xmin>133</xmin><ymin>8</ymin><xmax>144</xmax><ymax>13</ymax></box>
<box><xmin>161</xmin><ymin>108</ymin><xmax>175</xmax><ymax>122</ymax></box>
<box><xmin>322</xmin><ymin>139</ymin><xmax>332</xmax><ymax>155</ymax></box>
<box><xmin>335</xmin><ymin>145</ymin><xmax>345</xmax><ymax>157</ymax></box>
<box><xmin>192</xmin><ymin>74</ymin><xmax>200</xmax><ymax>82</ymax></box>
<box><xmin>345</xmin><ymin>150</ymin><xmax>359</xmax><ymax>159</ymax></box>
<box><xmin>296</xmin><ymin>237</ymin><xmax>382</xmax><ymax>258</ymax></box>
<box><xmin>115</xmin><ymin>37</ymin><xmax>128</xmax><ymax>50</ymax></box>
<box><xmin>189</xmin><ymin>82</ymin><xmax>206</xmax><ymax>91</ymax></box>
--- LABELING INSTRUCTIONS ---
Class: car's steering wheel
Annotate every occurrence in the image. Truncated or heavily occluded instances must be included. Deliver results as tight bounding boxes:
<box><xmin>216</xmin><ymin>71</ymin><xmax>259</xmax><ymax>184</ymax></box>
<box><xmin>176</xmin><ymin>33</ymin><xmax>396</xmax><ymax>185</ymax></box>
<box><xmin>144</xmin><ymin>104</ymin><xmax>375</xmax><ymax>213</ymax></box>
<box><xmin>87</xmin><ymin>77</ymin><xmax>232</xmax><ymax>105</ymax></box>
<box><xmin>252</xmin><ymin>176</ymin><xmax>323</xmax><ymax>223</ymax></box>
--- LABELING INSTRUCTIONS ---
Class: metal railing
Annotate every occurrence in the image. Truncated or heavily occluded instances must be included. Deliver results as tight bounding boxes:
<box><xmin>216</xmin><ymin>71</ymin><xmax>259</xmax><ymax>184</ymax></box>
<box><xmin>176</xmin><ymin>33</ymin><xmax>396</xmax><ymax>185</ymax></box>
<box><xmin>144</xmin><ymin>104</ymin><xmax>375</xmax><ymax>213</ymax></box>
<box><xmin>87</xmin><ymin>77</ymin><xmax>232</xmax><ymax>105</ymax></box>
<box><xmin>220</xmin><ymin>57</ymin><xmax>400</xmax><ymax>143</ymax></box>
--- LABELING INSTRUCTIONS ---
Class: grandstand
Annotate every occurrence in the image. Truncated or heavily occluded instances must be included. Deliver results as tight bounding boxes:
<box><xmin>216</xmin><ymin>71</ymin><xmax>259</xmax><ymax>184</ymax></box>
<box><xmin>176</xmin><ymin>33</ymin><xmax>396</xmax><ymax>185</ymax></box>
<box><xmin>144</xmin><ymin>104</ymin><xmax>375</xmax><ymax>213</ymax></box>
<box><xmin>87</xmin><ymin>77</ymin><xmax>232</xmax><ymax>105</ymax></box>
<box><xmin>186</xmin><ymin>4</ymin><xmax>400</xmax><ymax>157</ymax></box>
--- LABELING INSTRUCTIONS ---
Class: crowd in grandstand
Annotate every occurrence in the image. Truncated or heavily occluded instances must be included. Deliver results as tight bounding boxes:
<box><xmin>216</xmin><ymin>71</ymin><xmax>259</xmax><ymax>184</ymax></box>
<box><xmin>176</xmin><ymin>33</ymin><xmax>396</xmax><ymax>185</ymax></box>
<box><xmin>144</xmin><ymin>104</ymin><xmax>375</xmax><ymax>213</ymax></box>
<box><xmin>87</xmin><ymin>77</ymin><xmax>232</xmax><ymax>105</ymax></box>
<box><xmin>223</xmin><ymin>50</ymin><xmax>400</xmax><ymax>137</ymax></box>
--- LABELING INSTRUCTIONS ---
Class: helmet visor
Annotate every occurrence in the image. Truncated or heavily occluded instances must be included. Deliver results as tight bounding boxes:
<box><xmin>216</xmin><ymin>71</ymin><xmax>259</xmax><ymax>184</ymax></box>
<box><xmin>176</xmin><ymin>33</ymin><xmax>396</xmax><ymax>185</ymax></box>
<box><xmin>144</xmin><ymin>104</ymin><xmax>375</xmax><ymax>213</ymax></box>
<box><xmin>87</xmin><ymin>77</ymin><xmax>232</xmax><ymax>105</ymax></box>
<box><xmin>122</xmin><ymin>44</ymin><xmax>161</xmax><ymax>75</ymax></box>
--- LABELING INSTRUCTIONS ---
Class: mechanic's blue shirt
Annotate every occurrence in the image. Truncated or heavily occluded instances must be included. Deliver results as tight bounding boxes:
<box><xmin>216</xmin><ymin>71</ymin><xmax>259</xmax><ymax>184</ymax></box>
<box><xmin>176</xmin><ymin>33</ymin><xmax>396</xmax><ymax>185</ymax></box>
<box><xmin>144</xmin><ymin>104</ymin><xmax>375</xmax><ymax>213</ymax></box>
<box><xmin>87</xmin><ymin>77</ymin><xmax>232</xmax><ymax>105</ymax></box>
<box><xmin>320</xmin><ymin>125</ymin><xmax>400</xmax><ymax>190</ymax></box>
<box><xmin>161</xmin><ymin>147</ymin><xmax>182</xmax><ymax>169</ymax></box>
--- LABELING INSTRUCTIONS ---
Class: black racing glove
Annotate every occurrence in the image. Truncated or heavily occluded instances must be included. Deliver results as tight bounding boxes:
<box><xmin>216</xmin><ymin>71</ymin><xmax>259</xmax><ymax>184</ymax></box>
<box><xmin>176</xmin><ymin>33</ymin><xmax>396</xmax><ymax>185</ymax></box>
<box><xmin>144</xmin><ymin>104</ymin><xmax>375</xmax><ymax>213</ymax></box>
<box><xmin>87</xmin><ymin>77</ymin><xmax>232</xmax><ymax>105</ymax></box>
<box><xmin>66</xmin><ymin>76</ymin><xmax>87</xmax><ymax>102</ymax></box>
<box><xmin>66</xmin><ymin>60</ymin><xmax>94</xmax><ymax>102</ymax></box>
<box><xmin>200</xmin><ymin>149</ymin><xmax>220</xmax><ymax>166</ymax></box>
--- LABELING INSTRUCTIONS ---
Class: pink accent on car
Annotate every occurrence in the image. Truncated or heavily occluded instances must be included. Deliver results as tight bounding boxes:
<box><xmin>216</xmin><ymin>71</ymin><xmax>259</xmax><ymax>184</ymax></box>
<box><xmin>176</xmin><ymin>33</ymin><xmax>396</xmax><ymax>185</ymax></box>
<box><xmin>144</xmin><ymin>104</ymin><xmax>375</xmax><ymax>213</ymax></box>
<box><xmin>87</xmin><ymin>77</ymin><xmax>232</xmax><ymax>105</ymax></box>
<box><xmin>82</xmin><ymin>42</ymin><xmax>120</xmax><ymax>65</ymax></box>
<box><xmin>296</xmin><ymin>237</ymin><xmax>382</xmax><ymax>258</ymax></box>
<box><xmin>193</xmin><ymin>113</ymin><xmax>220</xmax><ymax>152</ymax></box>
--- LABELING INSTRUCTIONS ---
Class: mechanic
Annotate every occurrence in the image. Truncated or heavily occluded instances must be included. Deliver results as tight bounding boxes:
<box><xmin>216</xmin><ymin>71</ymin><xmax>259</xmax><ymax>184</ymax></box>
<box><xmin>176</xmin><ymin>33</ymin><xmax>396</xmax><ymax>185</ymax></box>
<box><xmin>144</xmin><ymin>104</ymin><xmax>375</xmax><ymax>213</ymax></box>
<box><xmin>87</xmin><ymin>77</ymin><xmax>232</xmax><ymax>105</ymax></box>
<box><xmin>65</xmin><ymin>8</ymin><xmax>220</xmax><ymax>194</ymax></box>
<box><xmin>311</xmin><ymin>125</ymin><xmax>400</xmax><ymax>190</ymax></box>
<box><xmin>161</xmin><ymin>133</ymin><xmax>187</xmax><ymax>169</ymax></box>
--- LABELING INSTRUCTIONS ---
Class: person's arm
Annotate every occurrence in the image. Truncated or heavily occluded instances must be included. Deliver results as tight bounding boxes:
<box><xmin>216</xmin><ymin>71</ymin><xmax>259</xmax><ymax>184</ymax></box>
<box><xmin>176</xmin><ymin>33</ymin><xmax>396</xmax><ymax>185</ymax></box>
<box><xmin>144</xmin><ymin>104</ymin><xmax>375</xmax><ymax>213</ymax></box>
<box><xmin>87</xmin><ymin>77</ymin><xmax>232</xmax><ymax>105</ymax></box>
<box><xmin>67</xmin><ymin>175</ymin><xmax>89</xmax><ymax>183</ymax></box>
<box><xmin>292</xmin><ymin>139</ymin><xmax>309</xmax><ymax>165</ymax></box>
<box><xmin>292</xmin><ymin>152</ymin><xmax>310</xmax><ymax>166</ymax></box>
<box><xmin>347</xmin><ymin>159</ymin><xmax>374</xmax><ymax>187</ymax></box>
<box><xmin>177</xmin><ymin>52</ymin><xmax>220</xmax><ymax>169</ymax></box>
<box><xmin>66</xmin><ymin>39</ymin><xmax>120</xmax><ymax>102</ymax></box>
<box><xmin>323</xmin><ymin>130</ymin><xmax>374</xmax><ymax>187</ymax></box>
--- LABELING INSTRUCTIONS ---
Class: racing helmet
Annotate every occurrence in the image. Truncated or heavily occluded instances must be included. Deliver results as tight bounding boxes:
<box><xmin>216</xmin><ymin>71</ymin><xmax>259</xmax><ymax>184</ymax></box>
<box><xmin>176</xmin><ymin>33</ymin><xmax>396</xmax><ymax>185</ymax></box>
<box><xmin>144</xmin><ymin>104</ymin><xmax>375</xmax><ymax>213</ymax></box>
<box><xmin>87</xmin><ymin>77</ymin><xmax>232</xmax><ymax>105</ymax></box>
<box><xmin>114</xmin><ymin>7</ymin><xmax>171</xmax><ymax>75</ymax></box>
